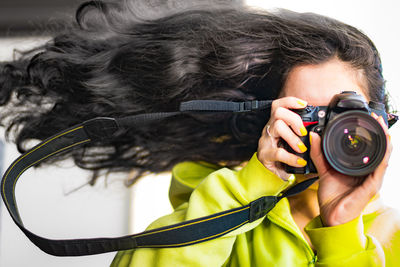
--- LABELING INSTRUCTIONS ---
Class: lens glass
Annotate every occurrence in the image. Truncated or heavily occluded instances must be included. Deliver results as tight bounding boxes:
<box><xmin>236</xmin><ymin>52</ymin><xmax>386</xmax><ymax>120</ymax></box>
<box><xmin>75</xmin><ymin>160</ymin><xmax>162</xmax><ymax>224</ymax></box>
<box><xmin>337</xmin><ymin>124</ymin><xmax>373</xmax><ymax>168</ymax></box>
<box><xmin>323</xmin><ymin>111</ymin><xmax>386</xmax><ymax>176</ymax></box>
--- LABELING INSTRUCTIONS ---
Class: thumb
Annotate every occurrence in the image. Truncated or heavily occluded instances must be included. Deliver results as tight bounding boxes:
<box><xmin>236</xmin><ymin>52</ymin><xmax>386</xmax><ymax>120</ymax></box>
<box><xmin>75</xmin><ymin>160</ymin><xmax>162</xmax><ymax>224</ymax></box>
<box><xmin>309</xmin><ymin>132</ymin><xmax>330</xmax><ymax>174</ymax></box>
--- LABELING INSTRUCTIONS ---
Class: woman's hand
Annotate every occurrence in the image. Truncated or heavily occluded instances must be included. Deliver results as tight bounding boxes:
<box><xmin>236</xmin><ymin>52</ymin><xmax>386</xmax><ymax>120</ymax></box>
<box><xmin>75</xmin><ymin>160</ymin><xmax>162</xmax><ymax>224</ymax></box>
<box><xmin>310</xmin><ymin>113</ymin><xmax>392</xmax><ymax>227</ymax></box>
<box><xmin>257</xmin><ymin>96</ymin><xmax>310</xmax><ymax>180</ymax></box>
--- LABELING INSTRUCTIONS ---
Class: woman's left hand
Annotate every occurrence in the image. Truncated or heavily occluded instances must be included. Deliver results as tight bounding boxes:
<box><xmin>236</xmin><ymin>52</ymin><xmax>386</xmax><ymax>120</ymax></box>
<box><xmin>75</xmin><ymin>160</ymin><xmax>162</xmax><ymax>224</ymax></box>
<box><xmin>309</xmin><ymin>113</ymin><xmax>392</xmax><ymax>227</ymax></box>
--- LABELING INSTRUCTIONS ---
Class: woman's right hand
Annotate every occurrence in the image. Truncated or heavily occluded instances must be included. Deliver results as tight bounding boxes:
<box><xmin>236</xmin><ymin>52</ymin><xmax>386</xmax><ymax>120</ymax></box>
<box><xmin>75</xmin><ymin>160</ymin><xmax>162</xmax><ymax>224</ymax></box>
<box><xmin>257</xmin><ymin>96</ymin><xmax>310</xmax><ymax>180</ymax></box>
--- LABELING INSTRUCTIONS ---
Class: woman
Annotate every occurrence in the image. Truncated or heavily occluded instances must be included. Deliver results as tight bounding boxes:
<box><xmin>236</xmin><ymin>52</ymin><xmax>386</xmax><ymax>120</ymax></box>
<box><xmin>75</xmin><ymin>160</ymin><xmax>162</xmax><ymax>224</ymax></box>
<box><xmin>1</xmin><ymin>0</ymin><xmax>399</xmax><ymax>266</ymax></box>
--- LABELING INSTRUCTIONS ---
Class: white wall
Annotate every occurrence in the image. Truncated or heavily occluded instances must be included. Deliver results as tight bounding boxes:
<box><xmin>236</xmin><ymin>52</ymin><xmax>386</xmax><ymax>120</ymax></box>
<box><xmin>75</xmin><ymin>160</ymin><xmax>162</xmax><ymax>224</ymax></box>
<box><xmin>0</xmin><ymin>38</ymin><xmax>132</xmax><ymax>267</ymax></box>
<box><xmin>0</xmin><ymin>37</ymin><xmax>174</xmax><ymax>267</ymax></box>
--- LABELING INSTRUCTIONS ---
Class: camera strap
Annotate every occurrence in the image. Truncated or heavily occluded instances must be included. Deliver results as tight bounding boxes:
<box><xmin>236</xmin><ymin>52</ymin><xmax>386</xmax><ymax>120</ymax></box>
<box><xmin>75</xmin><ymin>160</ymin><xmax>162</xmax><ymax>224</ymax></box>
<box><xmin>1</xmin><ymin>99</ymin><xmax>318</xmax><ymax>256</ymax></box>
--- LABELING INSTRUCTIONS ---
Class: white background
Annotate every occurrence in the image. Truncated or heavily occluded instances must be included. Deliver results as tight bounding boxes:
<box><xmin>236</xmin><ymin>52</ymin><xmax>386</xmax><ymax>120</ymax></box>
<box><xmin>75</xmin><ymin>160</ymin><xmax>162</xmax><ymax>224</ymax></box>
<box><xmin>0</xmin><ymin>1</ymin><xmax>399</xmax><ymax>266</ymax></box>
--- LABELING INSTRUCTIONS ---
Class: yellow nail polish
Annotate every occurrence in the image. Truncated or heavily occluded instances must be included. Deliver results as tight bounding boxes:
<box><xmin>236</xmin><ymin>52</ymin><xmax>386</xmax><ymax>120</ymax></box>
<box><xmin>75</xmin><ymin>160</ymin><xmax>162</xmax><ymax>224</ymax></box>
<box><xmin>300</xmin><ymin>126</ymin><xmax>308</xmax><ymax>136</ymax></box>
<box><xmin>297</xmin><ymin>100</ymin><xmax>307</xmax><ymax>107</ymax></box>
<box><xmin>297</xmin><ymin>142</ymin><xmax>307</xmax><ymax>153</ymax></box>
<box><xmin>297</xmin><ymin>158</ymin><xmax>307</xmax><ymax>167</ymax></box>
<box><xmin>309</xmin><ymin>133</ymin><xmax>312</xmax><ymax>144</ymax></box>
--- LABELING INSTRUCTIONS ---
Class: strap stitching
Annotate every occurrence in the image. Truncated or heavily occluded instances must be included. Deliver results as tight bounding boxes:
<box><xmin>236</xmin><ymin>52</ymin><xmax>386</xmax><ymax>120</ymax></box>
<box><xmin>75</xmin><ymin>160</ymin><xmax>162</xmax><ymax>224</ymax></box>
<box><xmin>2</xmin><ymin>126</ymin><xmax>88</xmax><ymax>212</ymax></box>
<box><xmin>136</xmin><ymin>220</ymin><xmax>249</xmax><ymax>248</ymax></box>
<box><xmin>136</xmin><ymin>206</ymin><xmax>250</xmax><ymax>238</ymax></box>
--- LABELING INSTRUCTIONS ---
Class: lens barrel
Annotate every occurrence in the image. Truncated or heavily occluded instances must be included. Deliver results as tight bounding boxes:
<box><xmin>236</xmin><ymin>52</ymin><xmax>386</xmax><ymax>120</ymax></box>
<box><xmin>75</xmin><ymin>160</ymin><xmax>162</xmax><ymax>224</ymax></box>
<box><xmin>322</xmin><ymin>110</ymin><xmax>386</xmax><ymax>176</ymax></box>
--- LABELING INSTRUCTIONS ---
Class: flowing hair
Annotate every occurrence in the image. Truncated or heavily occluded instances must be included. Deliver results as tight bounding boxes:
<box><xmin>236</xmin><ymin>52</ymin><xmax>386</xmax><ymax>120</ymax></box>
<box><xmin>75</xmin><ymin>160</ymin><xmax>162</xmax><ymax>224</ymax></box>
<box><xmin>0</xmin><ymin>0</ymin><xmax>385</xmax><ymax>185</ymax></box>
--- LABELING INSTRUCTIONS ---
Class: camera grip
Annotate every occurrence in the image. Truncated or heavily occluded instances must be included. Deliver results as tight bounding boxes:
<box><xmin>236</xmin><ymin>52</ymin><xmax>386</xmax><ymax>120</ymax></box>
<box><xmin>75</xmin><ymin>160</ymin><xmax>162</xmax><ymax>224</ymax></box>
<box><xmin>281</xmin><ymin>134</ymin><xmax>316</xmax><ymax>174</ymax></box>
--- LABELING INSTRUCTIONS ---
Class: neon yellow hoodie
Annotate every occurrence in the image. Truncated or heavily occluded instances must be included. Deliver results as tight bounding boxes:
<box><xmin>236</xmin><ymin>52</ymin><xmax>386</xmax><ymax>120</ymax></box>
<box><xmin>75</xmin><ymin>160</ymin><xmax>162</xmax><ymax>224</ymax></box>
<box><xmin>111</xmin><ymin>153</ymin><xmax>400</xmax><ymax>266</ymax></box>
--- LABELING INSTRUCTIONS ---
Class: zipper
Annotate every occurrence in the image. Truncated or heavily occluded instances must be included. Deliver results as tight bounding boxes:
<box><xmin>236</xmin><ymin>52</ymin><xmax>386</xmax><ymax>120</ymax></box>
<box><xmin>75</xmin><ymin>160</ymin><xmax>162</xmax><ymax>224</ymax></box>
<box><xmin>267</xmin><ymin>213</ymin><xmax>316</xmax><ymax>265</ymax></box>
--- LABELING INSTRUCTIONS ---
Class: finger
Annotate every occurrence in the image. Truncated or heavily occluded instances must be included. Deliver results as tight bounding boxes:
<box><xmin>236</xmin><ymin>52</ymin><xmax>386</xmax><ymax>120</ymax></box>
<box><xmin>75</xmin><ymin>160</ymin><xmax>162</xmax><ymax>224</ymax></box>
<box><xmin>309</xmin><ymin>132</ymin><xmax>330</xmax><ymax>174</ymax></box>
<box><xmin>352</xmin><ymin>114</ymin><xmax>392</xmax><ymax>198</ymax></box>
<box><xmin>270</xmin><ymin>119</ymin><xmax>308</xmax><ymax>154</ymax></box>
<box><xmin>365</xmin><ymin>121</ymin><xmax>393</xmax><ymax>189</ymax></box>
<box><xmin>270</xmin><ymin>97</ymin><xmax>309</xmax><ymax>137</ymax></box>
<box><xmin>272</xmin><ymin>106</ymin><xmax>308</xmax><ymax>137</ymax></box>
<box><xmin>376</xmin><ymin>114</ymin><xmax>392</xmax><ymax>161</ymax></box>
<box><xmin>273</xmin><ymin>147</ymin><xmax>308</xmax><ymax>168</ymax></box>
<box><xmin>371</xmin><ymin>112</ymin><xmax>389</xmax><ymax>133</ymax></box>
<box><xmin>369</xmin><ymin>112</ymin><xmax>392</xmax><ymax>165</ymax></box>
<box><xmin>357</xmin><ymin>143</ymin><xmax>391</xmax><ymax>199</ymax></box>
<box><xmin>257</xmin><ymin>138</ymin><xmax>308</xmax><ymax>169</ymax></box>
<box><xmin>370</xmin><ymin>112</ymin><xmax>392</xmax><ymax>176</ymax></box>
<box><xmin>271</xmin><ymin>96</ymin><xmax>308</xmax><ymax>111</ymax></box>
<box><xmin>378</xmin><ymin>115</ymin><xmax>389</xmax><ymax>133</ymax></box>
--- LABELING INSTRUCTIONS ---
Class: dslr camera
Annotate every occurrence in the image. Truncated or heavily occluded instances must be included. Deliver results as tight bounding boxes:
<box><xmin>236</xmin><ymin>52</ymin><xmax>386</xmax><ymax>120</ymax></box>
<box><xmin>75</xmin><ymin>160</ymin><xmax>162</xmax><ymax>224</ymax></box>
<box><xmin>283</xmin><ymin>91</ymin><xmax>388</xmax><ymax>176</ymax></box>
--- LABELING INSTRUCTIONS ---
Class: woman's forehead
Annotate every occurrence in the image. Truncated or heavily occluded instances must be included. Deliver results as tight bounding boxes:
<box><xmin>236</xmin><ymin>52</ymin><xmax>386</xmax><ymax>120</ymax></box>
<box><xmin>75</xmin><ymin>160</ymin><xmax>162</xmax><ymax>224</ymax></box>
<box><xmin>280</xmin><ymin>58</ymin><xmax>369</xmax><ymax>106</ymax></box>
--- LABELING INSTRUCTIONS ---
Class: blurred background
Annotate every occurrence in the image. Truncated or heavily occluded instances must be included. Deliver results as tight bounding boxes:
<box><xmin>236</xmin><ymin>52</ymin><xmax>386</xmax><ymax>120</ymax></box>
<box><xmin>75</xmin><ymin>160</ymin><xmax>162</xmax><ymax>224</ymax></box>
<box><xmin>0</xmin><ymin>0</ymin><xmax>85</xmax><ymax>36</ymax></box>
<box><xmin>0</xmin><ymin>0</ymin><xmax>399</xmax><ymax>266</ymax></box>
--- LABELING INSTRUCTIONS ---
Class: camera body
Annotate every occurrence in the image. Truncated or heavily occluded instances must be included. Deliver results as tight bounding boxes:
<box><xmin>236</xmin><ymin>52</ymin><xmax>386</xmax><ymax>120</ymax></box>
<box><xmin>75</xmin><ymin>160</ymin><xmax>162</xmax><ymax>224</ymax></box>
<box><xmin>283</xmin><ymin>91</ymin><xmax>388</xmax><ymax>176</ymax></box>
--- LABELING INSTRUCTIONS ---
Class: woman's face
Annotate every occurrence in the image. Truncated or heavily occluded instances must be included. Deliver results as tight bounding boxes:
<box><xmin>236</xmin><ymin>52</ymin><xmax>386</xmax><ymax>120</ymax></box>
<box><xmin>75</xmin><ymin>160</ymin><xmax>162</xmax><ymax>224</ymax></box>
<box><xmin>280</xmin><ymin>57</ymin><xmax>369</xmax><ymax>105</ymax></box>
<box><xmin>279</xmin><ymin>57</ymin><xmax>370</xmax><ymax>186</ymax></box>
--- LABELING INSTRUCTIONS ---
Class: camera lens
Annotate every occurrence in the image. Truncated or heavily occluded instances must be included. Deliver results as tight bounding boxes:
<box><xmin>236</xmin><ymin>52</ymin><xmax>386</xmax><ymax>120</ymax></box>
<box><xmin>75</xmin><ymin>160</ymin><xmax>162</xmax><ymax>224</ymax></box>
<box><xmin>322</xmin><ymin>111</ymin><xmax>387</xmax><ymax>176</ymax></box>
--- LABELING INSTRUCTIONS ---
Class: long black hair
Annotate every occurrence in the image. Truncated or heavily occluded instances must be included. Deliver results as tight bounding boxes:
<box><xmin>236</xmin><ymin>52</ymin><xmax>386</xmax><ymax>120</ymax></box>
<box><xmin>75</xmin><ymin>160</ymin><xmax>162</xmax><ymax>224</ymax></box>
<box><xmin>0</xmin><ymin>0</ymin><xmax>385</xmax><ymax>185</ymax></box>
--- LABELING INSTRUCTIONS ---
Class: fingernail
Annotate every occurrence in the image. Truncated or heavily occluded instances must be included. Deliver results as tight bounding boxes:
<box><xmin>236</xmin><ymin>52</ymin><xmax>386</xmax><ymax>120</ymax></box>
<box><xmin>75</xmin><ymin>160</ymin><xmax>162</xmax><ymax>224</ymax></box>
<box><xmin>297</xmin><ymin>142</ymin><xmax>307</xmax><ymax>153</ymax></box>
<box><xmin>297</xmin><ymin>158</ymin><xmax>307</xmax><ymax>167</ymax></box>
<box><xmin>300</xmin><ymin>126</ymin><xmax>308</xmax><ymax>136</ymax></box>
<box><xmin>309</xmin><ymin>133</ymin><xmax>312</xmax><ymax>144</ymax></box>
<box><xmin>297</xmin><ymin>100</ymin><xmax>307</xmax><ymax>107</ymax></box>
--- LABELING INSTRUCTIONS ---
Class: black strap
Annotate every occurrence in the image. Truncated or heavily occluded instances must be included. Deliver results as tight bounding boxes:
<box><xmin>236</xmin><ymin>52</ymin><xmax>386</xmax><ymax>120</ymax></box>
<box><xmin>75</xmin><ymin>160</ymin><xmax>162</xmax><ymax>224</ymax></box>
<box><xmin>1</xmin><ymin>99</ymin><xmax>317</xmax><ymax>256</ymax></box>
